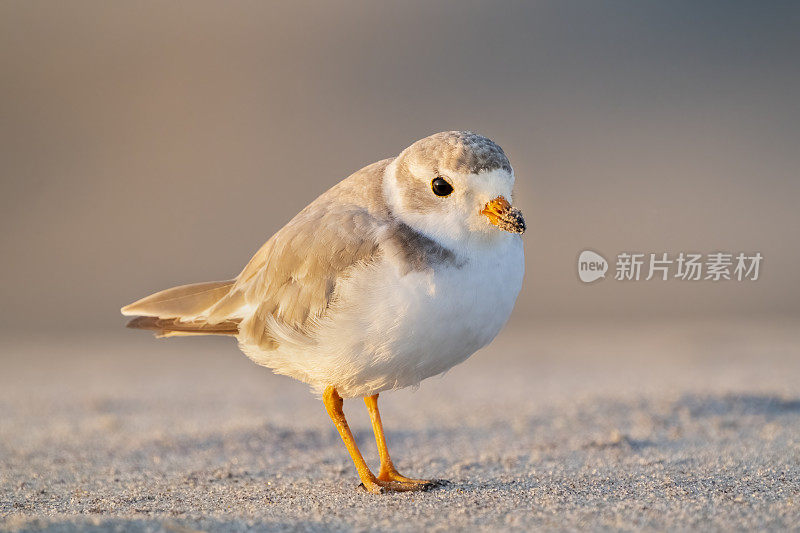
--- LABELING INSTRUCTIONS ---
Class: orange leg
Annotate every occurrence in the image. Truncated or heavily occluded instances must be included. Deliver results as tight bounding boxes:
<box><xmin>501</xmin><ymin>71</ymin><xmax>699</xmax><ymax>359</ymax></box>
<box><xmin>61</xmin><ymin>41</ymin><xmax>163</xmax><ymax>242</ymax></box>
<box><xmin>323</xmin><ymin>386</ymin><xmax>425</xmax><ymax>493</ymax></box>
<box><xmin>364</xmin><ymin>393</ymin><xmax>437</xmax><ymax>487</ymax></box>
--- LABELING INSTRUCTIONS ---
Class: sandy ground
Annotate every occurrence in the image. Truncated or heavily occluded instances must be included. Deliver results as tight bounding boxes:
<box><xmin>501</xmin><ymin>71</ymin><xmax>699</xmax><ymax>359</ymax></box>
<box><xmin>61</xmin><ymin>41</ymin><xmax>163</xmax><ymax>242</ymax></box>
<box><xmin>1</xmin><ymin>318</ymin><xmax>799</xmax><ymax>531</ymax></box>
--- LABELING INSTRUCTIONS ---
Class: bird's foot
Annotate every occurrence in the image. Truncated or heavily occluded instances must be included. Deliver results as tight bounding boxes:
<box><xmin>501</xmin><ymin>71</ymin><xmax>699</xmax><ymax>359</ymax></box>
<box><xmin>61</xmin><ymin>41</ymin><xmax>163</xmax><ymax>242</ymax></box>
<box><xmin>359</xmin><ymin>478</ymin><xmax>438</xmax><ymax>494</ymax></box>
<box><xmin>357</xmin><ymin>471</ymin><xmax>447</xmax><ymax>493</ymax></box>
<box><xmin>376</xmin><ymin>469</ymin><xmax>448</xmax><ymax>491</ymax></box>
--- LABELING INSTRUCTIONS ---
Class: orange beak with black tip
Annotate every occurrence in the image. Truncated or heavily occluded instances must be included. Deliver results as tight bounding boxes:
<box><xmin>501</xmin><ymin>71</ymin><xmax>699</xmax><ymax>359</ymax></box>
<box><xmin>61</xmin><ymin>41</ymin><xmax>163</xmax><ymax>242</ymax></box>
<box><xmin>481</xmin><ymin>196</ymin><xmax>526</xmax><ymax>234</ymax></box>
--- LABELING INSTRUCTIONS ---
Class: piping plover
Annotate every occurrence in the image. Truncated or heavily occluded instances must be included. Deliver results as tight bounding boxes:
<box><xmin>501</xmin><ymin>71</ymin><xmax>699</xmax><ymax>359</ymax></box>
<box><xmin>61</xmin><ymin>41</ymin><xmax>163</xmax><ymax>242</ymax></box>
<box><xmin>122</xmin><ymin>131</ymin><xmax>525</xmax><ymax>493</ymax></box>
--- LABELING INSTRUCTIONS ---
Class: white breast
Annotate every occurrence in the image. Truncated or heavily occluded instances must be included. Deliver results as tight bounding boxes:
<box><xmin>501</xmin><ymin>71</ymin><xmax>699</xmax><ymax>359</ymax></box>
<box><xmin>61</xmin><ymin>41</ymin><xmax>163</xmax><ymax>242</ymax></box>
<box><xmin>237</xmin><ymin>235</ymin><xmax>524</xmax><ymax>400</ymax></box>
<box><xmin>241</xmin><ymin>233</ymin><xmax>524</xmax><ymax>398</ymax></box>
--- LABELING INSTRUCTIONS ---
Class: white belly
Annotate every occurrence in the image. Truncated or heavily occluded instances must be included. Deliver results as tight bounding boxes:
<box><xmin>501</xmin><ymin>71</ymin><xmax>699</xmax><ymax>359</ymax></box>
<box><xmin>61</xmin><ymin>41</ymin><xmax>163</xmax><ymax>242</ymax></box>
<box><xmin>241</xmin><ymin>235</ymin><xmax>524</xmax><ymax>398</ymax></box>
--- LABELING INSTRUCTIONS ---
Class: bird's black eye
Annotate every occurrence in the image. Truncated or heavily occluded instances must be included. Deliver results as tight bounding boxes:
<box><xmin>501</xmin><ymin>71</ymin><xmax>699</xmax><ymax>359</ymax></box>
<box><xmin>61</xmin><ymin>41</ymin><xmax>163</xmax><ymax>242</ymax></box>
<box><xmin>431</xmin><ymin>177</ymin><xmax>453</xmax><ymax>197</ymax></box>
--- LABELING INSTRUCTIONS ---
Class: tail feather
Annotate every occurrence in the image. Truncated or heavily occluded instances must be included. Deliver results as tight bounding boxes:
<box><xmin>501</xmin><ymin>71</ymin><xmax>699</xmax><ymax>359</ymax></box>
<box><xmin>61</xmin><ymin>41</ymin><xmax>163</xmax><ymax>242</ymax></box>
<box><xmin>121</xmin><ymin>280</ymin><xmax>235</xmax><ymax>319</ymax></box>
<box><xmin>122</xmin><ymin>279</ymin><xmax>240</xmax><ymax>338</ymax></box>
<box><xmin>126</xmin><ymin>316</ymin><xmax>240</xmax><ymax>338</ymax></box>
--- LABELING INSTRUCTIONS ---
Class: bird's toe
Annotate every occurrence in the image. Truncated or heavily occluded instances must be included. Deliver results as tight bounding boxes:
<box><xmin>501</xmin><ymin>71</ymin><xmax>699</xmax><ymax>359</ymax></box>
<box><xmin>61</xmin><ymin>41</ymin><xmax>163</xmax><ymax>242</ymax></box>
<box><xmin>358</xmin><ymin>481</ymin><xmax>386</xmax><ymax>495</ymax></box>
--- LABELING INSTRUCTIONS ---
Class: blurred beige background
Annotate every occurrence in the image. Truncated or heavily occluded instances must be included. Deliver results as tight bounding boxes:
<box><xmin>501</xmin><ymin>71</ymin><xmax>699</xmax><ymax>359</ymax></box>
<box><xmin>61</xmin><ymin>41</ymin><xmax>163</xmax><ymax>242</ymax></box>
<box><xmin>1</xmin><ymin>1</ymin><xmax>798</xmax><ymax>335</ymax></box>
<box><xmin>2</xmin><ymin>5</ymin><xmax>800</xmax><ymax>529</ymax></box>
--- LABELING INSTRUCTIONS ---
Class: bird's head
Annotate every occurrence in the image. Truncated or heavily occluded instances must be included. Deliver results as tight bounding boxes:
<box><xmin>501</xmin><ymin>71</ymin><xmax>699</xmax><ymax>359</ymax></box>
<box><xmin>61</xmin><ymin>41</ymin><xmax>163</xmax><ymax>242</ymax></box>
<box><xmin>383</xmin><ymin>131</ymin><xmax>525</xmax><ymax>251</ymax></box>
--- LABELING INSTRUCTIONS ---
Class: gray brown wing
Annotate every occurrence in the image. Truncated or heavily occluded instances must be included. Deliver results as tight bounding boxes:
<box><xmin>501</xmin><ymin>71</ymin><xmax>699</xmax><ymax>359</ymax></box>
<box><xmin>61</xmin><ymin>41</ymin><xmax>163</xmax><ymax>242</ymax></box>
<box><xmin>205</xmin><ymin>199</ymin><xmax>384</xmax><ymax>348</ymax></box>
<box><xmin>202</xmin><ymin>156</ymin><xmax>458</xmax><ymax>349</ymax></box>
